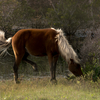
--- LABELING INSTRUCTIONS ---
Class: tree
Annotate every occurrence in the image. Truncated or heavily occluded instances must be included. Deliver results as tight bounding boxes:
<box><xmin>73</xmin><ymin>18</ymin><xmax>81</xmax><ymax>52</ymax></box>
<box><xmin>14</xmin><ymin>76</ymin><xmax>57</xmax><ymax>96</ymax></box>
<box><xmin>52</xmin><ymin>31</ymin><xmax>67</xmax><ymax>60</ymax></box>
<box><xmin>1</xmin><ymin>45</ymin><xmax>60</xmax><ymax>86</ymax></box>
<box><xmin>11</xmin><ymin>0</ymin><xmax>35</xmax><ymax>27</ymax></box>
<box><xmin>46</xmin><ymin>0</ymin><xmax>91</xmax><ymax>36</ymax></box>
<box><xmin>0</xmin><ymin>0</ymin><xmax>18</xmax><ymax>33</ymax></box>
<box><xmin>0</xmin><ymin>0</ymin><xmax>35</xmax><ymax>36</ymax></box>
<box><xmin>91</xmin><ymin>0</ymin><xmax>100</xmax><ymax>29</ymax></box>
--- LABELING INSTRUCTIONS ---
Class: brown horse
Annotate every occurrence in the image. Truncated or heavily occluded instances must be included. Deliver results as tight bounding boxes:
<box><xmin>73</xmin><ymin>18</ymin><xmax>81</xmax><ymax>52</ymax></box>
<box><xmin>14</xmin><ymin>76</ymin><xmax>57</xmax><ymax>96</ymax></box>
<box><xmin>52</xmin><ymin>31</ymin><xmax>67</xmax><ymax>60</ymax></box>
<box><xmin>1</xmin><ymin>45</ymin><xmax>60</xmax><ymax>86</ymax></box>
<box><xmin>0</xmin><ymin>28</ymin><xmax>83</xmax><ymax>83</ymax></box>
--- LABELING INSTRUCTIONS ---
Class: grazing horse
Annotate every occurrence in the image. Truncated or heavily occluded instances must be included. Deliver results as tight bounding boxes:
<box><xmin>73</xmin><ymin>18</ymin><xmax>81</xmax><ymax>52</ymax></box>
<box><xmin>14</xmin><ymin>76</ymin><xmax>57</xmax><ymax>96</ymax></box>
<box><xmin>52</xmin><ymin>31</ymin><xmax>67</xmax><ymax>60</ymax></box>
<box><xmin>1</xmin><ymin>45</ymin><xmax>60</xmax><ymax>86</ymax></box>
<box><xmin>0</xmin><ymin>28</ymin><xmax>83</xmax><ymax>83</ymax></box>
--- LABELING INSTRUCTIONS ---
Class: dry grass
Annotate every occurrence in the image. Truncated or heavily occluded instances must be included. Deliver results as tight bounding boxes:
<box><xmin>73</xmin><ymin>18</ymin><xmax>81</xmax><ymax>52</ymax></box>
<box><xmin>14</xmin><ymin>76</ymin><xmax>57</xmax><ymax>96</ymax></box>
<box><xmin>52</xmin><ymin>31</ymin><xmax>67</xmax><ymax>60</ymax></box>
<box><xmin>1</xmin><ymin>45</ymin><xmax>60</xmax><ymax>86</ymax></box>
<box><xmin>0</xmin><ymin>76</ymin><xmax>100</xmax><ymax>100</ymax></box>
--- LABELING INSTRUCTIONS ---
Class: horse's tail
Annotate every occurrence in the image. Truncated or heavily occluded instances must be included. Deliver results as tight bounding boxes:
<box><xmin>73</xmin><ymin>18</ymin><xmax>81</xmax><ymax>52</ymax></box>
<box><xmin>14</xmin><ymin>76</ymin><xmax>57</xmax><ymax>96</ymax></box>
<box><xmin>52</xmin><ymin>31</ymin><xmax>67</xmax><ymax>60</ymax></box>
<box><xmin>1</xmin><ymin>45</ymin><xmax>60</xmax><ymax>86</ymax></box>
<box><xmin>54</xmin><ymin>28</ymin><xmax>80</xmax><ymax>63</ymax></box>
<box><xmin>0</xmin><ymin>30</ymin><xmax>12</xmax><ymax>57</ymax></box>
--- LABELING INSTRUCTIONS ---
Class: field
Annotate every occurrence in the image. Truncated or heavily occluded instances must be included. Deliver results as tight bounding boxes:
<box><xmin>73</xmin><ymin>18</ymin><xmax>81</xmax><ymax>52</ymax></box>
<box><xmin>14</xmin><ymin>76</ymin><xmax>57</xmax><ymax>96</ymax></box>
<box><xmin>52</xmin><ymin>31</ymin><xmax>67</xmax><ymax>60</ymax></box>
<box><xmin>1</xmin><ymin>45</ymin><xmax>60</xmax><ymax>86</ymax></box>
<box><xmin>0</xmin><ymin>76</ymin><xmax>100</xmax><ymax>100</ymax></box>
<box><xmin>0</xmin><ymin>56</ymin><xmax>100</xmax><ymax>100</ymax></box>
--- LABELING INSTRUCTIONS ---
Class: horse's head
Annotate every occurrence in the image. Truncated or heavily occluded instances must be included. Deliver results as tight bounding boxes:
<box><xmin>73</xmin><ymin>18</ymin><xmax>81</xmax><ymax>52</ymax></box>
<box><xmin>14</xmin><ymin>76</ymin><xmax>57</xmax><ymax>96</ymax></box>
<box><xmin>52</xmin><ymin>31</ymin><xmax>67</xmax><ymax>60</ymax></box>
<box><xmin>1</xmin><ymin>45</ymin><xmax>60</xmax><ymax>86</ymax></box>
<box><xmin>68</xmin><ymin>59</ymin><xmax>83</xmax><ymax>76</ymax></box>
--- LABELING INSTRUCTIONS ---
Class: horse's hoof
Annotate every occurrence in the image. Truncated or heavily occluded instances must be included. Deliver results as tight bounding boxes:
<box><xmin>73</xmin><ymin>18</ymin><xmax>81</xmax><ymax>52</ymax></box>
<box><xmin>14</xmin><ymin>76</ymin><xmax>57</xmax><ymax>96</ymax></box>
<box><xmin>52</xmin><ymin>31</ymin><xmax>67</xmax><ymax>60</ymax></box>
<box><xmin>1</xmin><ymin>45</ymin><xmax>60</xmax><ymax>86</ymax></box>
<box><xmin>34</xmin><ymin>68</ymin><xmax>38</xmax><ymax>71</ymax></box>
<box><xmin>32</xmin><ymin>66</ymin><xmax>38</xmax><ymax>71</ymax></box>
<box><xmin>14</xmin><ymin>80</ymin><xmax>20</xmax><ymax>84</ymax></box>
<box><xmin>50</xmin><ymin>79</ymin><xmax>57</xmax><ymax>85</ymax></box>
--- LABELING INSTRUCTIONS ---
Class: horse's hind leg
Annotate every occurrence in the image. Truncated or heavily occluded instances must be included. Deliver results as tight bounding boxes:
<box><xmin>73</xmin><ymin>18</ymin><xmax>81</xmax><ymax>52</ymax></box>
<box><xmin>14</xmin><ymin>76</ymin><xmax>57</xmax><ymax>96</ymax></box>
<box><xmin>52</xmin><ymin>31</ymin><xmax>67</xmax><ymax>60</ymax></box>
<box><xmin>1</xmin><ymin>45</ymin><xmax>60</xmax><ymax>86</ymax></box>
<box><xmin>13</xmin><ymin>54</ymin><xmax>24</xmax><ymax>83</ymax></box>
<box><xmin>13</xmin><ymin>62</ymin><xmax>19</xmax><ymax>83</ymax></box>
<box><xmin>23</xmin><ymin>52</ymin><xmax>38</xmax><ymax>71</ymax></box>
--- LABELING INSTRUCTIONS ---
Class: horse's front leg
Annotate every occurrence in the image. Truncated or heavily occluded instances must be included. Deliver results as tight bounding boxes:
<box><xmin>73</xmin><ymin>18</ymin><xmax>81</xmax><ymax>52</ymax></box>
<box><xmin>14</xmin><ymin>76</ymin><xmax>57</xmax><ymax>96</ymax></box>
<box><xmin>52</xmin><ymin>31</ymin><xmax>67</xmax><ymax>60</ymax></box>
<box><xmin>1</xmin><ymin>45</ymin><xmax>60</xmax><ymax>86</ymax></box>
<box><xmin>48</xmin><ymin>54</ymin><xmax>58</xmax><ymax>82</ymax></box>
<box><xmin>48</xmin><ymin>53</ymin><xmax>54</xmax><ymax>81</ymax></box>
<box><xmin>53</xmin><ymin>55</ymin><xmax>59</xmax><ymax>80</ymax></box>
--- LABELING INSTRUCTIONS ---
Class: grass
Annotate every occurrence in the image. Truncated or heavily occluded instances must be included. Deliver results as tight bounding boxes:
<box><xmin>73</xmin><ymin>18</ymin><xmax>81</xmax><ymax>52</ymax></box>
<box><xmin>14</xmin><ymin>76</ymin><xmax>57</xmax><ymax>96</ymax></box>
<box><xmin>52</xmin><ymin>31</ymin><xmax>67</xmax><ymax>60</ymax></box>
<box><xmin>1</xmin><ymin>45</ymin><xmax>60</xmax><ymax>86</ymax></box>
<box><xmin>0</xmin><ymin>76</ymin><xmax>100</xmax><ymax>100</ymax></box>
<box><xmin>0</xmin><ymin>55</ymin><xmax>100</xmax><ymax>100</ymax></box>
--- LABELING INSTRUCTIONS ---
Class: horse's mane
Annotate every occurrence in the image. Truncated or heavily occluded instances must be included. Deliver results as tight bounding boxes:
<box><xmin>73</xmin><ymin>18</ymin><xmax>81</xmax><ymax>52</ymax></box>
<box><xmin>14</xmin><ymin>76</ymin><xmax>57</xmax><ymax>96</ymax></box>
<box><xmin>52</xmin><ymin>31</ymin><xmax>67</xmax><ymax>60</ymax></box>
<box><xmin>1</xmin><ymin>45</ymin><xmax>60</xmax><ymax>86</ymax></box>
<box><xmin>52</xmin><ymin>28</ymin><xmax>80</xmax><ymax>64</ymax></box>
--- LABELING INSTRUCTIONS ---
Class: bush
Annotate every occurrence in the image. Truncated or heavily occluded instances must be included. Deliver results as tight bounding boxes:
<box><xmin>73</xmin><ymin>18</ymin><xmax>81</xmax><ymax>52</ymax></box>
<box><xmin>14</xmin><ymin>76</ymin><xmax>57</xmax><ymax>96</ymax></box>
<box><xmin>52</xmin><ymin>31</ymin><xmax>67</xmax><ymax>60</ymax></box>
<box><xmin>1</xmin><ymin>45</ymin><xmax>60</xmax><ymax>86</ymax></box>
<box><xmin>83</xmin><ymin>58</ymin><xmax>100</xmax><ymax>81</ymax></box>
<box><xmin>80</xmin><ymin>32</ymin><xmax>100</xmax><ymax>81</ymax></box>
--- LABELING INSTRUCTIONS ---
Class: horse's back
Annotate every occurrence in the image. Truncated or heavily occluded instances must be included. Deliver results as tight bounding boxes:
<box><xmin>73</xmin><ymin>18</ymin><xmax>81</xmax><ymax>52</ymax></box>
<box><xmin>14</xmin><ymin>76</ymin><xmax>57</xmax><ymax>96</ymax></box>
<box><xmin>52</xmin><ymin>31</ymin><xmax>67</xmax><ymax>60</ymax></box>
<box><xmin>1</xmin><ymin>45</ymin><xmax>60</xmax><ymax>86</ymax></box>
<box><xmin>12</xmin><ymin>28</ymin><xmax>59</xmax><ymax>56</ymax></box>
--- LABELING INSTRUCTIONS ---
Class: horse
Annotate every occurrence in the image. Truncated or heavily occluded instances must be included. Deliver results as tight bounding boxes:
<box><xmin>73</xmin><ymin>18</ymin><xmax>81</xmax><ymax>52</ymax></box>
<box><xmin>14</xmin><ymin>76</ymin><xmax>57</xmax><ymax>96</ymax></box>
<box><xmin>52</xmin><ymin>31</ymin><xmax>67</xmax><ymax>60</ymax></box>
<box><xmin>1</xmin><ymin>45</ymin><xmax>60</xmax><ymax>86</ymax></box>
<box><xmin>0</xmin><ymin>28</ymin><xmax>83</xmax><ymax>83</ymax></box>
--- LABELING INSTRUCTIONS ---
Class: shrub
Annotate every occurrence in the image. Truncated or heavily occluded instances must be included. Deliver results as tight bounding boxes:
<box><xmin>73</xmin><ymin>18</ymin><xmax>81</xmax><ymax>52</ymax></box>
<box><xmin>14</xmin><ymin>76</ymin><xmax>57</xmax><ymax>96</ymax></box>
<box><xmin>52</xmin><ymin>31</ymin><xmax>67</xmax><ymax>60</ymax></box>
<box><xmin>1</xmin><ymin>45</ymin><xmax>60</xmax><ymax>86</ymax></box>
<box><xmin>82</xmin><ymin>58</ymin><xmax>100</xmax><ymax>81</ymax></box>
<box><xmin>80</xmin><ymin>32</ymin><xmax>100</xmax><ymax>81</ymax></box>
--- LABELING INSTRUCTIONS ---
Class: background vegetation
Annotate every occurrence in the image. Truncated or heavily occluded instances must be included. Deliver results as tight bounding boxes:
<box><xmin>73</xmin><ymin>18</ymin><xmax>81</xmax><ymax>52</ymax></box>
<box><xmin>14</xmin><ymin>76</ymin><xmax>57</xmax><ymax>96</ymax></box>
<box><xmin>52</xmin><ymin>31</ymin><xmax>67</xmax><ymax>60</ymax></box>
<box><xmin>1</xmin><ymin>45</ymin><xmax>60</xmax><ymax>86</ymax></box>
<box><xmin>0</xmin><ymin>0</ymin><xmax>100</xmax><ymax>82</ymax></box>
<box><xmin>0</xmin><ymin>0</ymin><xmax>100</xmax><ymax>99</ymax></box>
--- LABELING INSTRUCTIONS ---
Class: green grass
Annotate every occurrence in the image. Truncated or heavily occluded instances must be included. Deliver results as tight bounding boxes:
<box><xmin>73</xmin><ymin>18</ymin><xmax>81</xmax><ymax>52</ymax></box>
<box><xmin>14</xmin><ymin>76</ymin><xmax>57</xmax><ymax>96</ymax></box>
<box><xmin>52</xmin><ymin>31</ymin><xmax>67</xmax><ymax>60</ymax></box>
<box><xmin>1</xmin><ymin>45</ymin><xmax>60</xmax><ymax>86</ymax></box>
<box><xmin>0</xmin><ymin>77</ymin><xmax>100</xmax><ymax>100</ymax></box>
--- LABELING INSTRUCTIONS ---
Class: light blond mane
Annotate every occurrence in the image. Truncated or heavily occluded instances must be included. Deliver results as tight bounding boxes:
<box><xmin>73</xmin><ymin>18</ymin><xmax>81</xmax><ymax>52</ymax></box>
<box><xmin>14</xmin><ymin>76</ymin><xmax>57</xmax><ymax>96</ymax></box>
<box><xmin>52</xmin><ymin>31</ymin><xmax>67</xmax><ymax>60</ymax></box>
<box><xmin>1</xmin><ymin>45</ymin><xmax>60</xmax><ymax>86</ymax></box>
<box><xmin>52</xmin><ymin>28</ymin><xmax>80</xmax><ymax>63</ymax></box>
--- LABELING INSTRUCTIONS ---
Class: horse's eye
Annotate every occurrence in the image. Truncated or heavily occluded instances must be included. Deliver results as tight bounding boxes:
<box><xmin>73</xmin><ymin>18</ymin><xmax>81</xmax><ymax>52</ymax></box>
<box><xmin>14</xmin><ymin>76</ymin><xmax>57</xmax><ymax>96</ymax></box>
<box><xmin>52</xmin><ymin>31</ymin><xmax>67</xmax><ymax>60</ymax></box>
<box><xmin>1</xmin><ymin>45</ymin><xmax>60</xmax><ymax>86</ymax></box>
<box><xmin>76</xmin><ymin>64</ymin><xmax>80</xmax><ymax>69</ymax></box>
<box><xmin>76</xmin><ymin>66</ymin><xmax>79</xmax><ymax>69</ymax></box>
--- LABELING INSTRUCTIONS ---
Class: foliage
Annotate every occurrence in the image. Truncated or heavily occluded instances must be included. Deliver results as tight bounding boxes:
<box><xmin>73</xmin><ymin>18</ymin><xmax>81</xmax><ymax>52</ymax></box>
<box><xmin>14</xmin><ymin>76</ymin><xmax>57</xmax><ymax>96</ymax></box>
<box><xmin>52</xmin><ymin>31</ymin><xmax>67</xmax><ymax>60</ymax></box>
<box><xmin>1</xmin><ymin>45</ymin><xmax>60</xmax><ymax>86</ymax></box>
<box><xmin>83</xmin><ymin>58</ymin><xmax>100</xmax><ymax>81</ymax></box>
<box><xmin>0</xmin><ymin>0</ymin><xmax>34</xmax><ymax>33</ymax></box>
<box><xmin>80</xmin><ymin>33</ymin><xmax>100</xmax><ymax>81</ymax></box>
<box><xmin>91</xmin><ymin>0</ymin><xmax>100</xmax><ymax>27</ymax></box>
<box><xmin>0</xmin><ymin>0</ymin><xmax>100</xmax><ymax>34</ymax></box>
<box><xmin>46</xmin><ymin>0</ymin><xmax>91</xmax><ymax>35</ymax></box>
<box><xmin>12</xmin><ymin>0</ymin><xmax>35</xmax><ymax>26</ymax></box>
<box><xmin>0</xmin><ymin>0</ymin><xmax>18</xmax><ymax>32</ymax></box>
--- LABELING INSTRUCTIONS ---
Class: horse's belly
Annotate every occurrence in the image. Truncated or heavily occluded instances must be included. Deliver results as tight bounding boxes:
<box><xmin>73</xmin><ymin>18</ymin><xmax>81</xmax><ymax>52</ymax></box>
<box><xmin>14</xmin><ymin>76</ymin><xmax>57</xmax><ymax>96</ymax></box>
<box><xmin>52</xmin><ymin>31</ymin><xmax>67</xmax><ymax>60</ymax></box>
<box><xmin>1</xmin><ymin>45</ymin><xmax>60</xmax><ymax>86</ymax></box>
<box><xmin>25</xmin><ymin>45</ymin><xmax>47</xmax><ymax>56</ymax></box>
